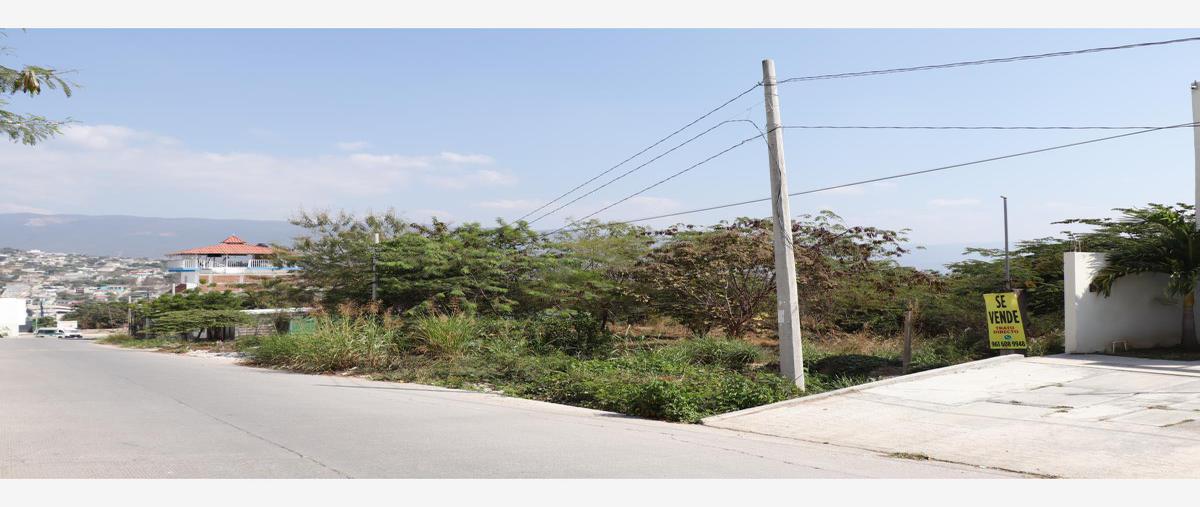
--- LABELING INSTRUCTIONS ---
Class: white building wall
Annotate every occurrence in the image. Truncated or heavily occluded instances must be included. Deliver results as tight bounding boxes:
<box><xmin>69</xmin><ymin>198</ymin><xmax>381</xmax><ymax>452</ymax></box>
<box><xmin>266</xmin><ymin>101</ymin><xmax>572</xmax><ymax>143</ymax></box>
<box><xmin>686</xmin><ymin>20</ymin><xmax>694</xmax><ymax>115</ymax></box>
<box><xmin>1064</xmin><ymin>252</ymin><xmax>1195</xmax><ymax>353</ymax></box>
<box><xmin>0</xmin><ymin>297</ymin><xmax>27</xmax><ymax>337</ymax></box>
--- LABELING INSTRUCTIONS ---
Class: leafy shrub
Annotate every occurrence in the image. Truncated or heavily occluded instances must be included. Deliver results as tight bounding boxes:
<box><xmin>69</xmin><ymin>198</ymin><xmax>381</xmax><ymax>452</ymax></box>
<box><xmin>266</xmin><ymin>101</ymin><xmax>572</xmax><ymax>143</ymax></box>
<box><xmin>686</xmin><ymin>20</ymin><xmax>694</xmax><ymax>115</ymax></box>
<box><xmin>626</xmin><ymin>380</ymin><xmax>702</xmax><ymax>422</ymax></box>
<box><xmin>250</xmin><ymin>333</ymin><xmax>302</xmax><ymax>366</ymax></box>
<box><xmin>99</xmin><ymin>334</ymin><xmax>185</xmax><ymax>350</ymax></box>
<box><xmin>246</xmin><ymin>307</ymin><xmax>400</xmax><ymax>372</ymax></box>
<box><xmin>478</xmin><ymin>318</ymin><xmax>530</xmax><ymax>358</ymax></box>
<box><xmin>526</xmin><ymin>309</ymin><xmax>613</xmax><ymax>357</ymax></box>
<box><xmin>290</xmin><ymin>333</ymin><xmax>362</xmax><ymax>372</ymax></box>
<box><xmin>512</xmin><ymin>351</ymin><xmax>800</xmax><ymax>423</ymax></box>
<box><xmin>675</xmin><ymin>337</ymin><xmax>764</xmax><ymax>371</ymax></box>
<box><xmin>235</xmin><ymin>334</ymin><xmax>262</xmax><ymax>353</ymax></box>
<box><xmin>99</xmin><ymin>334</ymin><xmax>220</xmax><ymax>352</ymax></box>
<box><xmin>1026</xmin><ymin>331</ymin><xmax>1065</xmax><ymax>357</ymax></box>
<box><xmin>413</xmin><ymin>313</ymin><xmax>481</xmax><ymax>359</ymax></box>
<box><xmin>810</xmin><ymin>354</ymin><xmax>896</xmax><ymax>377</ymax></box>
<box><xmin>806</xmin><ymin>372</ymin><xmax>870</xmax><ymax>393</ymax></box>
<box><xmin>909</xmin><ymin>336</ymin><xmax>983</xmax><ymax>371</ymax></box>
<box><xmin>99</xmin><ymin>333</ymin><xmax>136</xmax><ymax>345</ymax></box>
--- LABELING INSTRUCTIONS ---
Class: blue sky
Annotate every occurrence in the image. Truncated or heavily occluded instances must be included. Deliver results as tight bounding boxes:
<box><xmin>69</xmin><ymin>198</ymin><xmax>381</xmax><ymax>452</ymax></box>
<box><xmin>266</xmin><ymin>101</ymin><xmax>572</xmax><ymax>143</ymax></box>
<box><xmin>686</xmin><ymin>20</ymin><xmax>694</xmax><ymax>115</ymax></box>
<box><xmin>3</xmin><ymin>29</ymin><xmax>1199</xmax><ymax>267</ymax></box>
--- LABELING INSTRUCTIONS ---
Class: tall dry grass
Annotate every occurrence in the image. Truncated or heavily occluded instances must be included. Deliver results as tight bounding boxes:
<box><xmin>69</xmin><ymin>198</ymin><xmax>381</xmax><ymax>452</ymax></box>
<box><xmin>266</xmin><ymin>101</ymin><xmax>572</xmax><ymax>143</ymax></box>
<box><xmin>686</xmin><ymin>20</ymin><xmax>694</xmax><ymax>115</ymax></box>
<box><xmin>412</xmin><ymin>313</ymin><xmax>481</xmax><ymax>359</ymax></box>
<box><xmin>250</xmin><ymin>302</ymin><xmax>403</xmax><ymax>372</ymax></box>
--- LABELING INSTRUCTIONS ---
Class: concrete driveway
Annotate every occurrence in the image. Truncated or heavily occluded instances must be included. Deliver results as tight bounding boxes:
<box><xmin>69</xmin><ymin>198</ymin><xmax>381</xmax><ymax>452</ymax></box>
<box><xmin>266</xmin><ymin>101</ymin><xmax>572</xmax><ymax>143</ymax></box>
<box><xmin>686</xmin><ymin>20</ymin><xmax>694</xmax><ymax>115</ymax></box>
<box><xmin>704</xmin><ymin>354</ymin><xmax>1200</xmax><ymax>478</ymax></box>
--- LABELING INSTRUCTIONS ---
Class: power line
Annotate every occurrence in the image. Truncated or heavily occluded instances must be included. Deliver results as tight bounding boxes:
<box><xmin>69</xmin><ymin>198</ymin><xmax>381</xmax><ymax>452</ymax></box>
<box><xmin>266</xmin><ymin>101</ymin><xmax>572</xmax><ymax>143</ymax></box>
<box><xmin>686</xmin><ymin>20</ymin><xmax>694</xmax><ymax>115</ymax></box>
<box><xmin>526</xmin><ymin>119</ymin><xmax>763</xmax><ymax>225</ymax></box>
<box><xmin>516</xmin><ymin>82</ymin><xmax>762</xmax><ymax>222</ymax></box>
<box><xmin>780</xmin><ymin>124</ymin><xmax>1188</xmax><ymax>130</ymax></box>
<box><xmin>548</xmin><ymin>131</ymin><xmax>765</xmax><ymax>235</ymax></box>
<box><xmin>785</xmin><ymin>121</ymin><xmax>1196</xmax><ymax>196</ymax></box>
<box><xmin>521</xmin><ymin>35</ymin><xmax>1200</xmax><ymax>225</ymax></box>
<box><xmin>551</xmin><ymin>121</ymin><xmax>1199</xmax><ymax>234</ymax></box>
<box><xmin>778</xmin><ymin>36</ymin><xmax>1200</xmax><ymax>84</ymax></box>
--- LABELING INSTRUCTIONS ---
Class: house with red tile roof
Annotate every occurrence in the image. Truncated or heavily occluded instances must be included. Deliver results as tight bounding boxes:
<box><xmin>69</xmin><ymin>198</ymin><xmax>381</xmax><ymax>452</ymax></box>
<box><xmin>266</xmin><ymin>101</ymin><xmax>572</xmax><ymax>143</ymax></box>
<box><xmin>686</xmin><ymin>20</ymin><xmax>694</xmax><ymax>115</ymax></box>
<box><xmin>166</xmin><ymin>235</ymin><xmax>298</xmax><ymax>291</ymax></box>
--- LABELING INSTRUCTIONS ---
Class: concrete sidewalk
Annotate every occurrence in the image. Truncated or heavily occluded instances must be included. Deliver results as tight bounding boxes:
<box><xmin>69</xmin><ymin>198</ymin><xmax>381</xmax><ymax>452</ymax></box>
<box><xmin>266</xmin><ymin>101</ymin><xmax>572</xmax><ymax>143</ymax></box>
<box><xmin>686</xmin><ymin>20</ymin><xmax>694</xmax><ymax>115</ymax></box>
<box><xmin>704</xmin><ymin>354</ymin><xmax>1200</xmax><ymax>478</ymax></box>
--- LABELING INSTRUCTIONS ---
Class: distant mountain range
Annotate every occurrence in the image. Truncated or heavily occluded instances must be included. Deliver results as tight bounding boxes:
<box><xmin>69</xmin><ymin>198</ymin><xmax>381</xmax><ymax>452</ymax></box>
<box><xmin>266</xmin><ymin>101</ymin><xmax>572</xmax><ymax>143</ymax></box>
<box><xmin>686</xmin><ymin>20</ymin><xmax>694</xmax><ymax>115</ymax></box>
<box><xmin>0</xmin><ymin>213</ymin><xmax>303</xmax><ymax>259</ymax></box>
<box><xmin>0</xmin><ymin>212</ymin><xmax>990</xmax><ymax>269</ymax></box>
<box><xmin>897</xmin><ymin>242</ymin><xmax>997</xmax><ymax>272</ymax></box>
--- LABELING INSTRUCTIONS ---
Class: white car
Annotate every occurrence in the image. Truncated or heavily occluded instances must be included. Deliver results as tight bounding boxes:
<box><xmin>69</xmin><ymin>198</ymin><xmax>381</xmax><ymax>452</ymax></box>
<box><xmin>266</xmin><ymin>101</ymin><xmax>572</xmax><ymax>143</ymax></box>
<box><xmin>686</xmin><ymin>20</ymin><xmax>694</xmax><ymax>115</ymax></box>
<box><xmin>35</xmin><ymin>328</ymin><xmax>66</xmax><ymax>338</ymax></box>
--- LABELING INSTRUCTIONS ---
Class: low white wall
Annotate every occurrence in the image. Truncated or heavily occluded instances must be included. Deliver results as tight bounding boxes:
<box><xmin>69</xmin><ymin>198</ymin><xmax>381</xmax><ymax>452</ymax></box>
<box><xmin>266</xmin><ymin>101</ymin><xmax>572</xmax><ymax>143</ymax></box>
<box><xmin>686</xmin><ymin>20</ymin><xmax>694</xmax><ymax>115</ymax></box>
<box><xmin>0</xmin><ymin>297</ymin><xmax>26</xmax><ymax>337</ymax></box>
<box><xmin>1063</xmin><ymin>252</ymin><xmax>1195</xmax><ymax>353</ymax></box>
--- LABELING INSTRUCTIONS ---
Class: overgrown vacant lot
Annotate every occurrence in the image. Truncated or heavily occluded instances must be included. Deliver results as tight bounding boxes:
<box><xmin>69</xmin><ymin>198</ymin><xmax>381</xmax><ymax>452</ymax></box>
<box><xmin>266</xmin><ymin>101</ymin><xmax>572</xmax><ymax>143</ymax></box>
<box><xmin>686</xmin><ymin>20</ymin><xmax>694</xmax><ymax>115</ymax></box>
<box><xmin>94</xmin><ymin>209</ymin><xmax>1074</xmax><ymax>422</ymax></box>
<box><xmin>103</xmin><ymin>306</ymin><xmax>1063</xmax><ymax>423</ymax></box>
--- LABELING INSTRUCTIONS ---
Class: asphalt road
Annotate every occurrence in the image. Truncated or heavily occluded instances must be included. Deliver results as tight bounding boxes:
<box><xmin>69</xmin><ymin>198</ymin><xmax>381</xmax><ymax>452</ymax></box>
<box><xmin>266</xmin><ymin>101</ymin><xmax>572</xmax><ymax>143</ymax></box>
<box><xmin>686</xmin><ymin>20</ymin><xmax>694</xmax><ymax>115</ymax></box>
<box><xmin>0</xmin><ymin>336</ymin><xmax>1018</xmax><ymax>478</ymax></box>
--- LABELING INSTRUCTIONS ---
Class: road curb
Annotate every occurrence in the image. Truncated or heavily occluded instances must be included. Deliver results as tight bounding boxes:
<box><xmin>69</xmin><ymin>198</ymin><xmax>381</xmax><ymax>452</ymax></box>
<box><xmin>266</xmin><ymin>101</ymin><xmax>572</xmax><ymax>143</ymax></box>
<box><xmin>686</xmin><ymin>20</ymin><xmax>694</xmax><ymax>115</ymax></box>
<box><xmin>702</xmin><ymin>353</ymin><xmax>1027</xmax><ymax>425</ymax></box>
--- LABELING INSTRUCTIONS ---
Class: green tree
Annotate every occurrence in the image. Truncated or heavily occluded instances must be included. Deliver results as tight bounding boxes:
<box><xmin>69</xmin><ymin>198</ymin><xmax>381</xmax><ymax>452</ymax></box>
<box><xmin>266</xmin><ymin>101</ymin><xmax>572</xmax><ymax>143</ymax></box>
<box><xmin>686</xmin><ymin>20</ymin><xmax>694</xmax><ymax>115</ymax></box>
<box><xmin>130</xmin><ymin>289</ymin><xmax>248</xmax><ymax>338</ymax></box>
<box><xmin>147</xmin><ymin>309</ymin><xmax>253</xmax><ymax>340</ymax></box>
<box><xmin>1063</xmin><ymin>203</ymin><xmax>1200</xmax><ymax>350</ymax></box>
<box><xmin>791</xmin><ymin>211</ymin><xmax>909</xmax><ymax>333</ymax></box>
<box><xmin>64</xmin><ymin>301</ymin><xmax>130</xmax><ymax>329</ymax></box>
<box><xmin>634</xmin><ymin>218</ymin><xmax>776</xmax><ymax>337</ymax></box>
<box><xmin>944</xmin><ymin>238</ymin><xmax>1076</xmax><ymax>320</ymax></box>
<box><xmin>2</xmin><ymin>32</ymin><xmax>73</xmax><ymax>144</ymax></box>
<box><xmin>283</xmin><ymin>209</ymin><xmax>410</xmax><ymax>306</ymax></box>
<box><xmin>138</xmin><ymin>290</ymin><xmax>246</xmax><ymax>316</ymax></box>
<box><xmin>375</xmin><ymin>218</ymin><xmax>551</xmax><ymax>315</ymax></box>
<box><xmin>542</xmin><ymin>221</ymin><xmax>653</xmax><ymax>330</ymax></box>
<box><xmin>633</xmin><ymin>214</ymin><xmax>907</xmax><ymax>338</ymax></box>
<box><xmin>826</xmin><ymin>262</ymin><xmax>941</xmax><ymax>336</ymax></box>
<box><xmin>287</xmin><ymin>210</ymin><xmax>555</xmax><ymax>316</ymax></box>
<box><xmin>238</xmin><ymin>277</ymin><xmax>312</xmax><ymax>309</ymax></box>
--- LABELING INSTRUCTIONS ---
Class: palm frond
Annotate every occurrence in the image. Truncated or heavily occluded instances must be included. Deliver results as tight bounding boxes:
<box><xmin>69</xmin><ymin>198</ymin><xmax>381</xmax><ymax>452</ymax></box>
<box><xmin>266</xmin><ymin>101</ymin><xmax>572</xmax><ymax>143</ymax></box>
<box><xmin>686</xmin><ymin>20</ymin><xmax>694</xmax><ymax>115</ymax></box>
<box><xmin>1079</xmin><ymin>204</ymin><xmax>1200</xmax><ymax>298</ymax></box>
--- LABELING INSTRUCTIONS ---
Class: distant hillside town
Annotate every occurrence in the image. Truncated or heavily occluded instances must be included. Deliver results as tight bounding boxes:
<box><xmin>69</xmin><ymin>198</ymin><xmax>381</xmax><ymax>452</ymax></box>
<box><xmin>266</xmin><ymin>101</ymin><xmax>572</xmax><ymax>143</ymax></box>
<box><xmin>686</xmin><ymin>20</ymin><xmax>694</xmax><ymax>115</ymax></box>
<box><xmin>0</xmin><ymin>234</ymin><xmax>301</xmax><ymax>336</ymax></box>
<box><xmin>0</xmin><ymin>247</ymin><xmax>172</xmax><ymax>333</ymax></box>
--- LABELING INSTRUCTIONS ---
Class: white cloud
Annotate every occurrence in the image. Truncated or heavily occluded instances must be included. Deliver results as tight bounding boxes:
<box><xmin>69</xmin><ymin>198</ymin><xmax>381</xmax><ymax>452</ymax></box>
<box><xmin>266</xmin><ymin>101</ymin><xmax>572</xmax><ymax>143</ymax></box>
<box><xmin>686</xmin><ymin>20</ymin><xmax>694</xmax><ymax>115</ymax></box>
<box><xmin>59</xmin><ymin>124</ymin><xmax>176</xmax><ymax>150</ymax></box>
<box><xmin>426</xmin><ymin>169</ymin><xmax>516</xmax><ymax>189</ymax></box>
<box><xmin>59</xmin><ymin>124</ymin><xmax>138</xmax><ymax>150</ymax></box>
<box><xmin>0</xmin><ymin>124</ymin><xmax>513</xmax><ymax>220</ymax></box>
<box><xmin>336</xmin><ymin>140</ymin><xmax>370</xmax><ymax>151</ymax></box>
<box><xmin>928</xmin><ymin>198</ymin><xmax>981</xmax><ymax>208</ymax></box>
<box><xmin>473</xmin><ymin>169</ymin><xmax>511</xmax><ymax>184</ymax></box>
<box><xmin>0</xmin><ymin>203</ymin><xmax>53</xmax><ymax>214</ymax></box>
<box><xmin>439</xmin><ymin>152</ymin><xmax>493</xmax><ymax>164</ymax></box>
<box><xmin>476</xmin><ymin>199</ymin><xmax>541</xmax><ymax>210</ymax></box>
<box><xmin>348</xmin><ymin>153</ymin><xmax>431</xmax><ymax>169</ymax></box>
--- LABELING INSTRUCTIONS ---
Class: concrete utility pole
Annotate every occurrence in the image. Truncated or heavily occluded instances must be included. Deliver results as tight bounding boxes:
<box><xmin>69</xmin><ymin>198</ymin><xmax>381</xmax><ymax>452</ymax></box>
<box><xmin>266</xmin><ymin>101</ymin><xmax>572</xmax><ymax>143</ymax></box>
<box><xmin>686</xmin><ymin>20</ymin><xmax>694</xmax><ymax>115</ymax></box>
<box><xmin>371</xmin><ymin>232</ymin><xmax>380</xmax><ymax>302</ymax></box>
<box><xmin>1192</xmin><ymin>81</ymin><xmax>1199</xmax><ymax>229</ymax></box>
<box><xmin>761</xmin><ymin>59</ymin><xmax>804</xmax><ymax>390</ymax></box>
<box><xmin>1002</xmin><ymin>195</ymin><xmax>1011</xmax><ymax>291</ymax></box>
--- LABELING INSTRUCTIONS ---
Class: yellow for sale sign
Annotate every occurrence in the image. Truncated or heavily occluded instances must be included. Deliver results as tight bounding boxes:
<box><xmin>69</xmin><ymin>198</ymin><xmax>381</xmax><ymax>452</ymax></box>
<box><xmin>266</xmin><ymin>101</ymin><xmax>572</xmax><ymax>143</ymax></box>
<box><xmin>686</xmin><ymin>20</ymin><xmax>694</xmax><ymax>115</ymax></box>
<box><xmin>983</xmin><ymin>292</ymin><xmax>1027</xmax><ymax>349</ymax></box>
